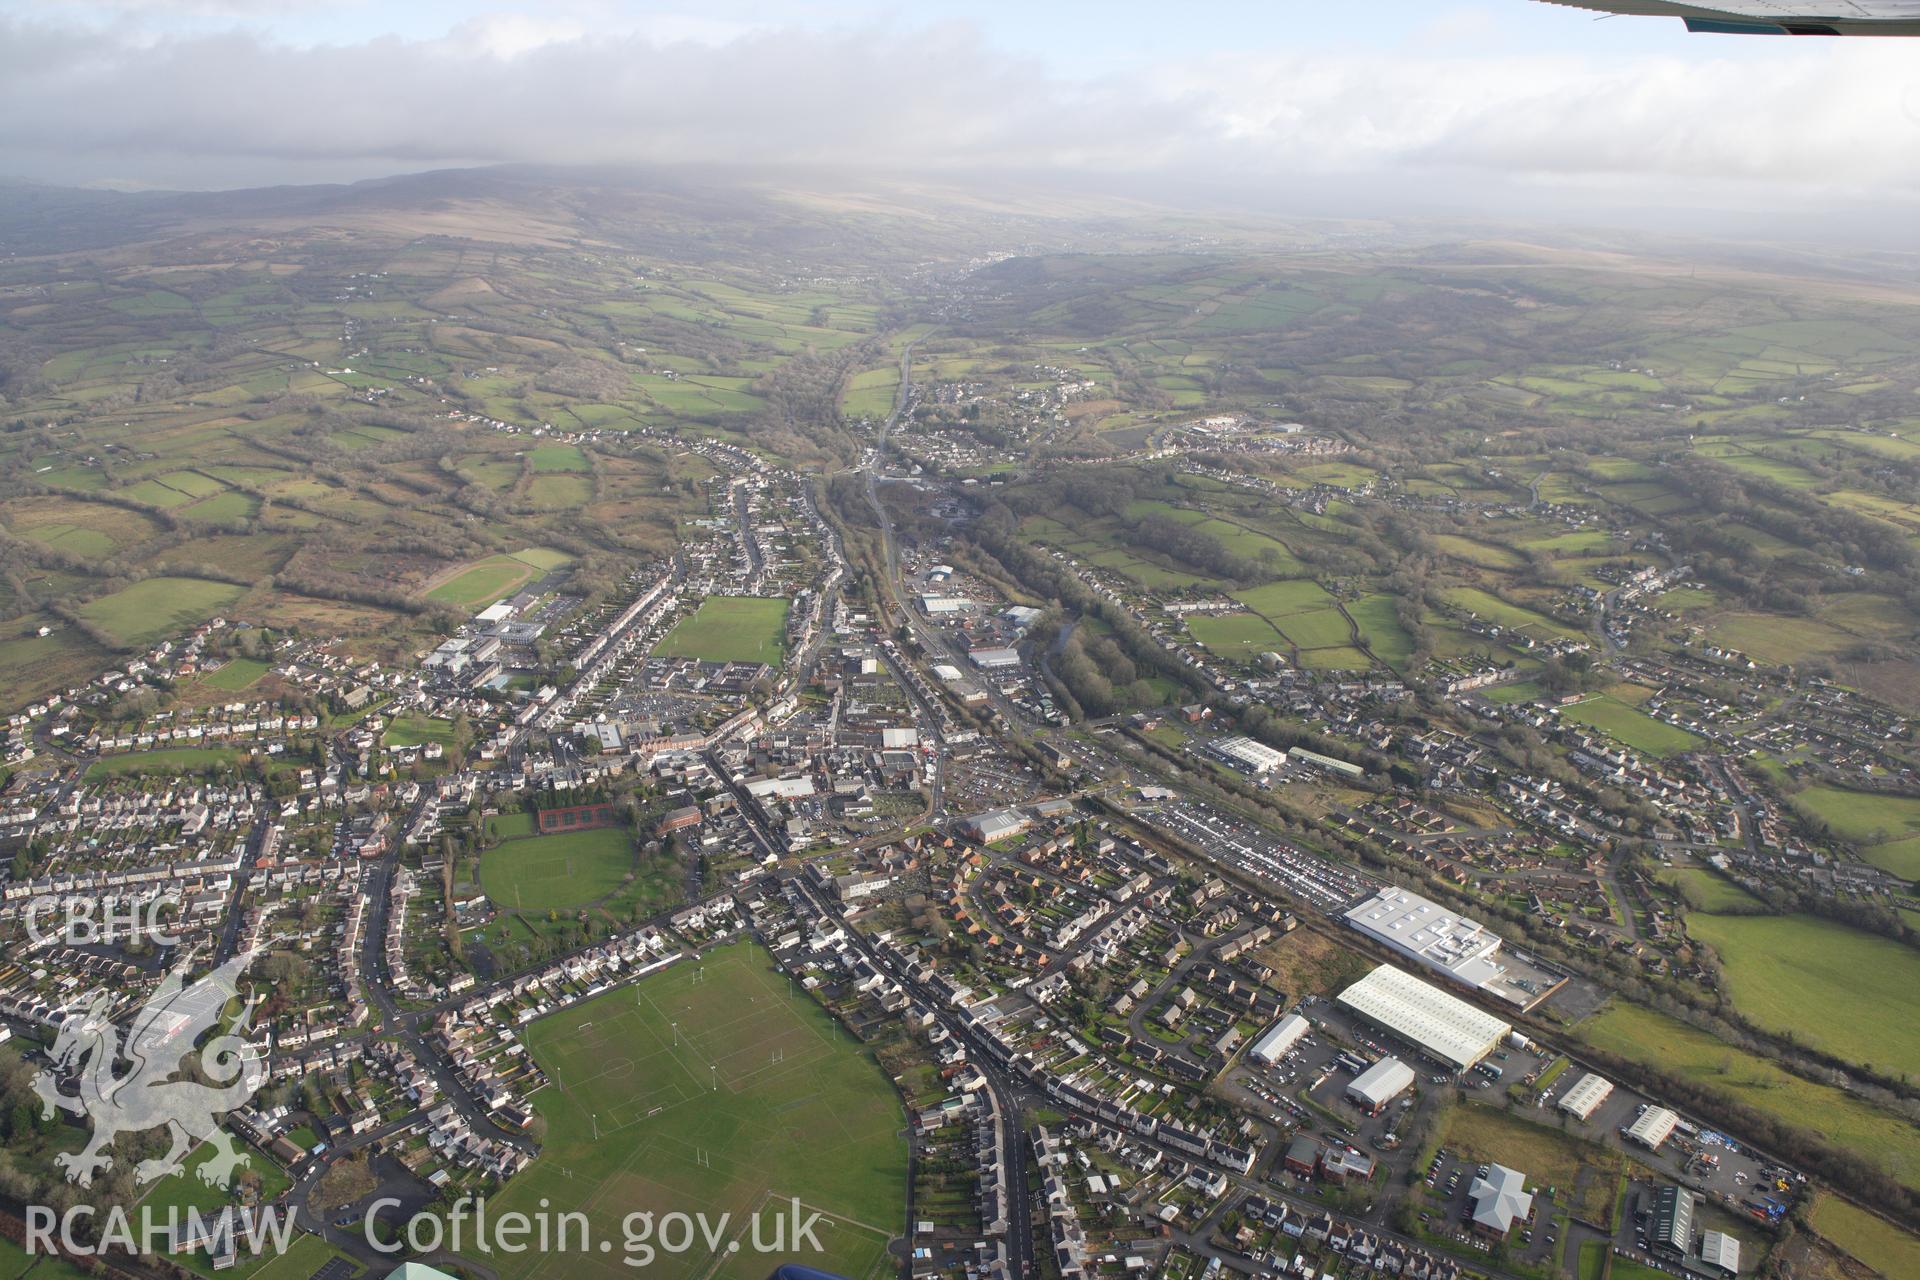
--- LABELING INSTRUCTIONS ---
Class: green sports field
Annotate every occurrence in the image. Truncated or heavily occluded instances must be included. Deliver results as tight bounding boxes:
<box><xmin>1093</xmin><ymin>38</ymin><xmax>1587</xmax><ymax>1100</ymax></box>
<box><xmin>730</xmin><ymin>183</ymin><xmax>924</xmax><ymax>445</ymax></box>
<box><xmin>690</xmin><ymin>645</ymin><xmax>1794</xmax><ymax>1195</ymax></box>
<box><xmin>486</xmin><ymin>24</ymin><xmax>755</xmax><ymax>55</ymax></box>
<box><xmin>203</xmin><ymin>657</ymin><xmax>270</xmax><ymax>690</ymax></box>
<box><xmin>481</xmin><ymin>827</ymin><xmax>635</xmax><ymax>911</ymax></box>
<box><xmin>427</xmin><ymin>555</ymin><xmax>538</xmax><ymax>608</ymax></box>
<box><xmin>652</xmin><ymin>596</ymin><xmax>789</xmax><ymax>666</ymax></box>
<box><xmin>481</xmin><ymin>943</ymin><xmax>905</xmax><ymax>1280</ymax></box>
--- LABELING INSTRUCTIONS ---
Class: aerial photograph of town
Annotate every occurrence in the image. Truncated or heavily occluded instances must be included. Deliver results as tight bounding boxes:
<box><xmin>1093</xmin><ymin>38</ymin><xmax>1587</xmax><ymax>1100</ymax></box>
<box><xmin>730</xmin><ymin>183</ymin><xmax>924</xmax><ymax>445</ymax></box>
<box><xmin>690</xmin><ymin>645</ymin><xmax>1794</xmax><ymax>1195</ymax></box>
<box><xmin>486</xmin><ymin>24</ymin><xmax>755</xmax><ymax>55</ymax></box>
<box><xmin>0</xmin><ymin>5</ymin><xmax>1917</xmax><ymax>1280</ymax></box>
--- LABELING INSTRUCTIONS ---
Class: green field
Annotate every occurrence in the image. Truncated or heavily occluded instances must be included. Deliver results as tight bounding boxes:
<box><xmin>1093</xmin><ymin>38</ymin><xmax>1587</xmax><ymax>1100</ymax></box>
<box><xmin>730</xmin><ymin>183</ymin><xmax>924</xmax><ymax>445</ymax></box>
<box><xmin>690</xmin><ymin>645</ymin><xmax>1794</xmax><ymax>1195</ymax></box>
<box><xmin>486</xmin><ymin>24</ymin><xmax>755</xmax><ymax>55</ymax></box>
<box><xmin>1275</xmin><ymin>607</ymin><xmax>1353</xmax><ymax>650</ymax></box>
<box><xmin>1433</xmin><ymin>1101</ymin><xmax>1618</xmax><ymax>1202</ymax></box>
<box><xmin>0</xmin><ymin>1238</ymin><xmax>89</xmax><ymax>1280</ymax></box>
<box><xmin>1788</xmin><ymin>785</ymin><xmax>1920</xmax><ymax>876</ymax></box>
<box><xmin>76</xmin><ymin>577</ymin><xmax>246</xmax><ymax>648</ymax></box>
<box><xmin>481</xmin><ymin>827</ymin><xmax>636</xmax><ymax>911</ymax></box>
<box><xmin>841</xmin><ymin>365</ymin><xmax>900</xmax><ymax>420</ymax></box>
<box><xmin>486</xmin><ymin>811</ymin><xmax>537</xmax><ymax>839</ymax></box>
<box><xmin>384</xmin><ymin>714</ymin><xmax>456</xmax><ymax>748</ymax></box>
<box><xmin>483</xmin><ymin>942</ymin><xmax>905</xmax><ymax>1280</ymax></box>
<box><xmin>1443</xmin><ymin>587</ymin><xmax>1583</xmax><ymax>643</ymax></box>
<box><xmin>1348</xmin><ymin>594</ymin><xmax>1416</xmax><ymax>668</ymax></box>
<box><xmin>653</xmin><ymin>596</ymin><xmax>789</xmax><ymax>666</ymax></box>
<box><xmin>1187</xmin><ymin>611</ymin><xmax>1285</xmax><ymax>657</ymax></box>
<box><xmin>1559</xmin><ymin>695</ymin><xmax>1703</xmax><ymax>757</ymax></box>
<box><xmin>1232</xmin><ymin>579</ymin><xmax>1334</xmax><ymax>617</ymax></box>
<box><xmin>1683</xmin><ymin>912</ymin><xmax>1920</xmax><ymax>1078</ymax></box>
<box><xmin>202</xmin><ymin>657</ymin><xmax>271</xmax><ymax>690</ymax></box>
<box><xmin>530</xmin><ymin>443</ymin><xmax>590</xmax><ymax>472</ymax></box>
<box><xmin>426</xmin><ymin>554</ymin><xmax>539</xmax><ymax>608</ymax></box>
<box><xmin>1660</xmin><ymin>868</ymin><xmax>1763</xmax><ymax>913</ymax></box>
<box><xmin>1810</xmin><ymin>1192</ymin><xmax>1920</xmax><ymax>1278</ymax></box>
<box><xmin>1578</xmin><ymin>1001</ymin><xmax>1920</xmax><ymax>1189</ymax></box>
<box><xmin>85</xmin><ymin>746</ymin><xmax>239</xmax><ymax>781</ymax></box>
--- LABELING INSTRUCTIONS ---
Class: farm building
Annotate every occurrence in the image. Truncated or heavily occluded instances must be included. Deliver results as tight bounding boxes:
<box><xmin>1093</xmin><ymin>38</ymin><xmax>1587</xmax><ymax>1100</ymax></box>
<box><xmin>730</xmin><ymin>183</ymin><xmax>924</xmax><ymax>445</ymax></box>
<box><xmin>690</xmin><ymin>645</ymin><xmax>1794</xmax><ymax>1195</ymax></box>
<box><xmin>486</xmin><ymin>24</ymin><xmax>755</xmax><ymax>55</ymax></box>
<box><xmin>1468</xmin><ymin>1164</ymin><xmax>1533</xmax><ymax>1237</ymax></box>
<box><xmin>1627</xmin><ymin>1106</ymin><xmax>1679</xmax><ymax>1152</ymax></box>
<box><xmin>1335</xmin><ymin>964</ymin><xmax>1511</xmax><ymax>1073</ymax></box>
<box><xmin>1345</xmin><ymin>1057</ymin><xmax>1415</xmax><ymax>1113</ymax></box>
<box><xmin>1249</xmin><ymin>1013</ymin><xmax>1312</xmax><ymax>1066</ymax></box>
<box><xmin>1558</xmin><ymin>1072</ymin><xmax>1614</xmax><ymax>1121</ymax></box>
<box><xmin>1208</xmin><ymin>735</ymin><xmax>1287</xmax><ymax>775</ymax></box>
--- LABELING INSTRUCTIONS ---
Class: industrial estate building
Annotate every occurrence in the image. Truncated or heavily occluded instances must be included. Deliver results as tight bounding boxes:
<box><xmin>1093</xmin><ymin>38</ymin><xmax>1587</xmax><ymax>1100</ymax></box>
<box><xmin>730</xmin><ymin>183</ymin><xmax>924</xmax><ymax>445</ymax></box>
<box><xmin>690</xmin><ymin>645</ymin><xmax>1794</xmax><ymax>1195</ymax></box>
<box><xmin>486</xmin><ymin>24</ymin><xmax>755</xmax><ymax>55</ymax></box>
<box><xmin>1467</xmin><ymin>1164</ymin><xmax>1533</xmax><ymax>1237</ymax></box>
<box><xmin>1651</xmin><ymin>1185</ymin><xmax>1696</xmax><ymax>1255</ymax></box>
<box><xmin>1288</xmin><ymin>746</ymin><xmax>1365</xmax><ymax>779</ymax></box>
<box><xmin>1342</xmin><ymin>886</ymin><xmax>1565</xmax><ymax>1011</ymax></box>
<box><xmin>961</xmin><ymin>810</ymin><xmax>1030</xmax><ymax>844</ymax></box>
<box><xmin>1248</xmin><ymin>1013</ymin><xmax>1311</xmax><ymax>1066</ymax></box>
<box><xmin>1627</xmin><ymin>1105</ymin><xmax>1680</xmax><ymax>1152</ymax></box>
<box><xmin>1208</xmin><ymin>735</ymin><xmax>1287</xmax><ymax>776</ymax></box>
<box><xmin>1557</xmin><ymin>1072</ymin><xmax>1614</xmax><ymax>1122</ymax></box>
<box><xmin>1335</xmin><ymin>964</ymin><xmax>1511</xmax><ymax>1073</ymax></box>
<box><xmin>1700</xmin><ymin>1230</ymin><xmax>1742</xmax><ymax>1277</ymax></box>
<box><xmin>1345</xmin><ymin>1057</ymin><xmax>1415</xmax><ymax>1113</ymax></box>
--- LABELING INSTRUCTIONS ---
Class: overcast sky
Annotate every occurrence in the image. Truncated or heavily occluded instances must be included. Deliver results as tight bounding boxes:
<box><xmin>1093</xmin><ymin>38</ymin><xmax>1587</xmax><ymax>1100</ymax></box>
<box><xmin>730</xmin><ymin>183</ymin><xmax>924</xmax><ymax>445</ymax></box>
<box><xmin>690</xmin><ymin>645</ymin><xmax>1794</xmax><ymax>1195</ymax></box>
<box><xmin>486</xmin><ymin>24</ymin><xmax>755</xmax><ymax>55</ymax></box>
<box><xmin>4</xmin><ymin>0</ymin><xmax>1920</xmax><ymax>233</ymax></box>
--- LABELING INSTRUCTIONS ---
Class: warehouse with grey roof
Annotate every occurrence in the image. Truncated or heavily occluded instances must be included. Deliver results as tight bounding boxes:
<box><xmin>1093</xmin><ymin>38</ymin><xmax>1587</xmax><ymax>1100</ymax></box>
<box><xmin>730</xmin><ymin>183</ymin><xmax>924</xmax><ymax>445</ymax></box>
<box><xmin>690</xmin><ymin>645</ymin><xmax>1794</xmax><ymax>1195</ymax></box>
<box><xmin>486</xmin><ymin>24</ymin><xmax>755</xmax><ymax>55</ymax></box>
<box><xmin>1335</xmin><ymin>963</ymin><xmax>1511</xmax><ymax>1073</ymax></box>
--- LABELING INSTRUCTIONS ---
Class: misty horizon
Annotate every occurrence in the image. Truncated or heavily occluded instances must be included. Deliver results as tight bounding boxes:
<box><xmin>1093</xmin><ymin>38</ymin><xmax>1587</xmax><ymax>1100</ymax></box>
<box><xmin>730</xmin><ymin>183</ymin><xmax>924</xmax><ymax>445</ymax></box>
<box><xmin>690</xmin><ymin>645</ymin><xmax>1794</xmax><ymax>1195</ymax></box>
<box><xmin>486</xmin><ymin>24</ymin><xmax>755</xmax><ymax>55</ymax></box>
<box><xmin>3</xmin><ymin>1</ymin><xmax>1920</xmax><ymax>245</ymax></box>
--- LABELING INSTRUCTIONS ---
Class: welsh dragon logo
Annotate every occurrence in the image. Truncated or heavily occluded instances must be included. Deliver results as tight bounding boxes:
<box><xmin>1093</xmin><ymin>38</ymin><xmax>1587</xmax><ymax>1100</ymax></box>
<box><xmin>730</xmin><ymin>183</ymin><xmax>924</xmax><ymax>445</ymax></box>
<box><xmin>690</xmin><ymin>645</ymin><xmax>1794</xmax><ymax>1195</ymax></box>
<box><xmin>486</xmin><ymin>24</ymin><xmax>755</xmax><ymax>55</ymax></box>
<box><xmin>32</xmin><ymin>949</ymin><xmax>267</xmax><ymax>1189</ymax></box>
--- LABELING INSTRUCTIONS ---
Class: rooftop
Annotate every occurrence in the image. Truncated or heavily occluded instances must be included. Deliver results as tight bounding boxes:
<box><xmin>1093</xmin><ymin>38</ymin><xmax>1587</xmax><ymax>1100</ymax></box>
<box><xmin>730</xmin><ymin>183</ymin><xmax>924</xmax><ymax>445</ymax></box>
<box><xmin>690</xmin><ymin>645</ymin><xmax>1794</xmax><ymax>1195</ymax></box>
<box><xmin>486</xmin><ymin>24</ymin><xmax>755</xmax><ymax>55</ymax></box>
<box><xmin>1335</xmin><ymin>964</ymin><xmax>1511</xmax><ymax>1071</ymax></box>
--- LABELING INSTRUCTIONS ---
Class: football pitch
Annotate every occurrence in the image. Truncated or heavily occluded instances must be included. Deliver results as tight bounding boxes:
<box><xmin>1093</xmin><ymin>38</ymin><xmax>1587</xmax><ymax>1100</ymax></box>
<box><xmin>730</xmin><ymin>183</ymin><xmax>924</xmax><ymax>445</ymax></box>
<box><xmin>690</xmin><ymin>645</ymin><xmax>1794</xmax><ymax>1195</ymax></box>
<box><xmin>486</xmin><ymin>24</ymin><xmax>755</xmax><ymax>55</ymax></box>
<box><xmin>481</xmin><ymin>827</ymin><xmax>635</xmax><ymax>911</ymax></box>
<box><xmin>652</xmin><ymin>596</ymin><xmax>789</xmax><ymax>666</ymax></box>
<box><xmin>483</xmin><ymin>942</ymin><xmax>906</xmax><ymax>1280</ymax></box>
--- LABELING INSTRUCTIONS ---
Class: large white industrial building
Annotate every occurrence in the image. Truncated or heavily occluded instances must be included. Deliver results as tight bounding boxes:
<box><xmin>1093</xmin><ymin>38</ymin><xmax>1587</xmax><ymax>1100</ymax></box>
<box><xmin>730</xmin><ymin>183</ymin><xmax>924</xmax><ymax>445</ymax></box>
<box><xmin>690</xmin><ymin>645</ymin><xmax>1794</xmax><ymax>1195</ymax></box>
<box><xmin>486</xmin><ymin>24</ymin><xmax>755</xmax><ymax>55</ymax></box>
<box><xmin>1343</xmin><ymin>886</ymin><xmax>1564</xmax><ymax>1011</ymax></box>
<box><xmin>1208</xmin><ymin>735</ymin><xmax>1287</xmax><ymax>776</ymax></box>
<box><xmin>1627</xmin><ymin>1105</ymin><xmax>1680</xmax><ymax>1151</ymax></box>
<box><xmin>1558</xmin><ymin>1072</ymin><xmax>1614</xmax><ymax>1122</ymax></box>
<box><xmin>1335</xmin><ymin>964</ymin><xmax>1512</xmax><ymax>1073</ymax></box>
<box><xmin>1248</xmin><ymin>1013</ymin><xmax>1311</xmax><ymax>1066</ymax></box>
<box><xmin>1346</xmin><ymin>1057</ymin><xmax>1416</xmax><ymax>1113</ymax></box>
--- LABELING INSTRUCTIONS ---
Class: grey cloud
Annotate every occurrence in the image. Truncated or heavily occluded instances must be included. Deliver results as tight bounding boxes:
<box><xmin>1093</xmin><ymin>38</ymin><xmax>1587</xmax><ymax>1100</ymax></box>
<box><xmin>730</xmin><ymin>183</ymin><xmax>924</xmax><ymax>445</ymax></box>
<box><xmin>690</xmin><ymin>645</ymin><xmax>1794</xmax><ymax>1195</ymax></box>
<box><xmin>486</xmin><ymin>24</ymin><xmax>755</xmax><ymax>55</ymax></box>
<box><xmin>2</xmin><ymin>14</ymin><xmax>1918</xmax><ymax>224</ymax></box>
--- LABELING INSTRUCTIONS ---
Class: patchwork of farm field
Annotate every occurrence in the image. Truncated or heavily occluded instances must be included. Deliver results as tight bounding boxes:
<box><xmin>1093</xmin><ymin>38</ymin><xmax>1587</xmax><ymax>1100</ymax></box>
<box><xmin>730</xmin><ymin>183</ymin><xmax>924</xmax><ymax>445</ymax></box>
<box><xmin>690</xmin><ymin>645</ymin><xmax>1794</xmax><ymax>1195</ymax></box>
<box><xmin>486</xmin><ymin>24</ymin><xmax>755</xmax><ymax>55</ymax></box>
<box><xmin>0</xmin><ymin>214</ymin><xmax>899</xmax><ymax>709</ymax></box>
<box><xmin>485</xmin><ymin>942</ymin><xmax>905</xmax><ymax>1280</ymax></box>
